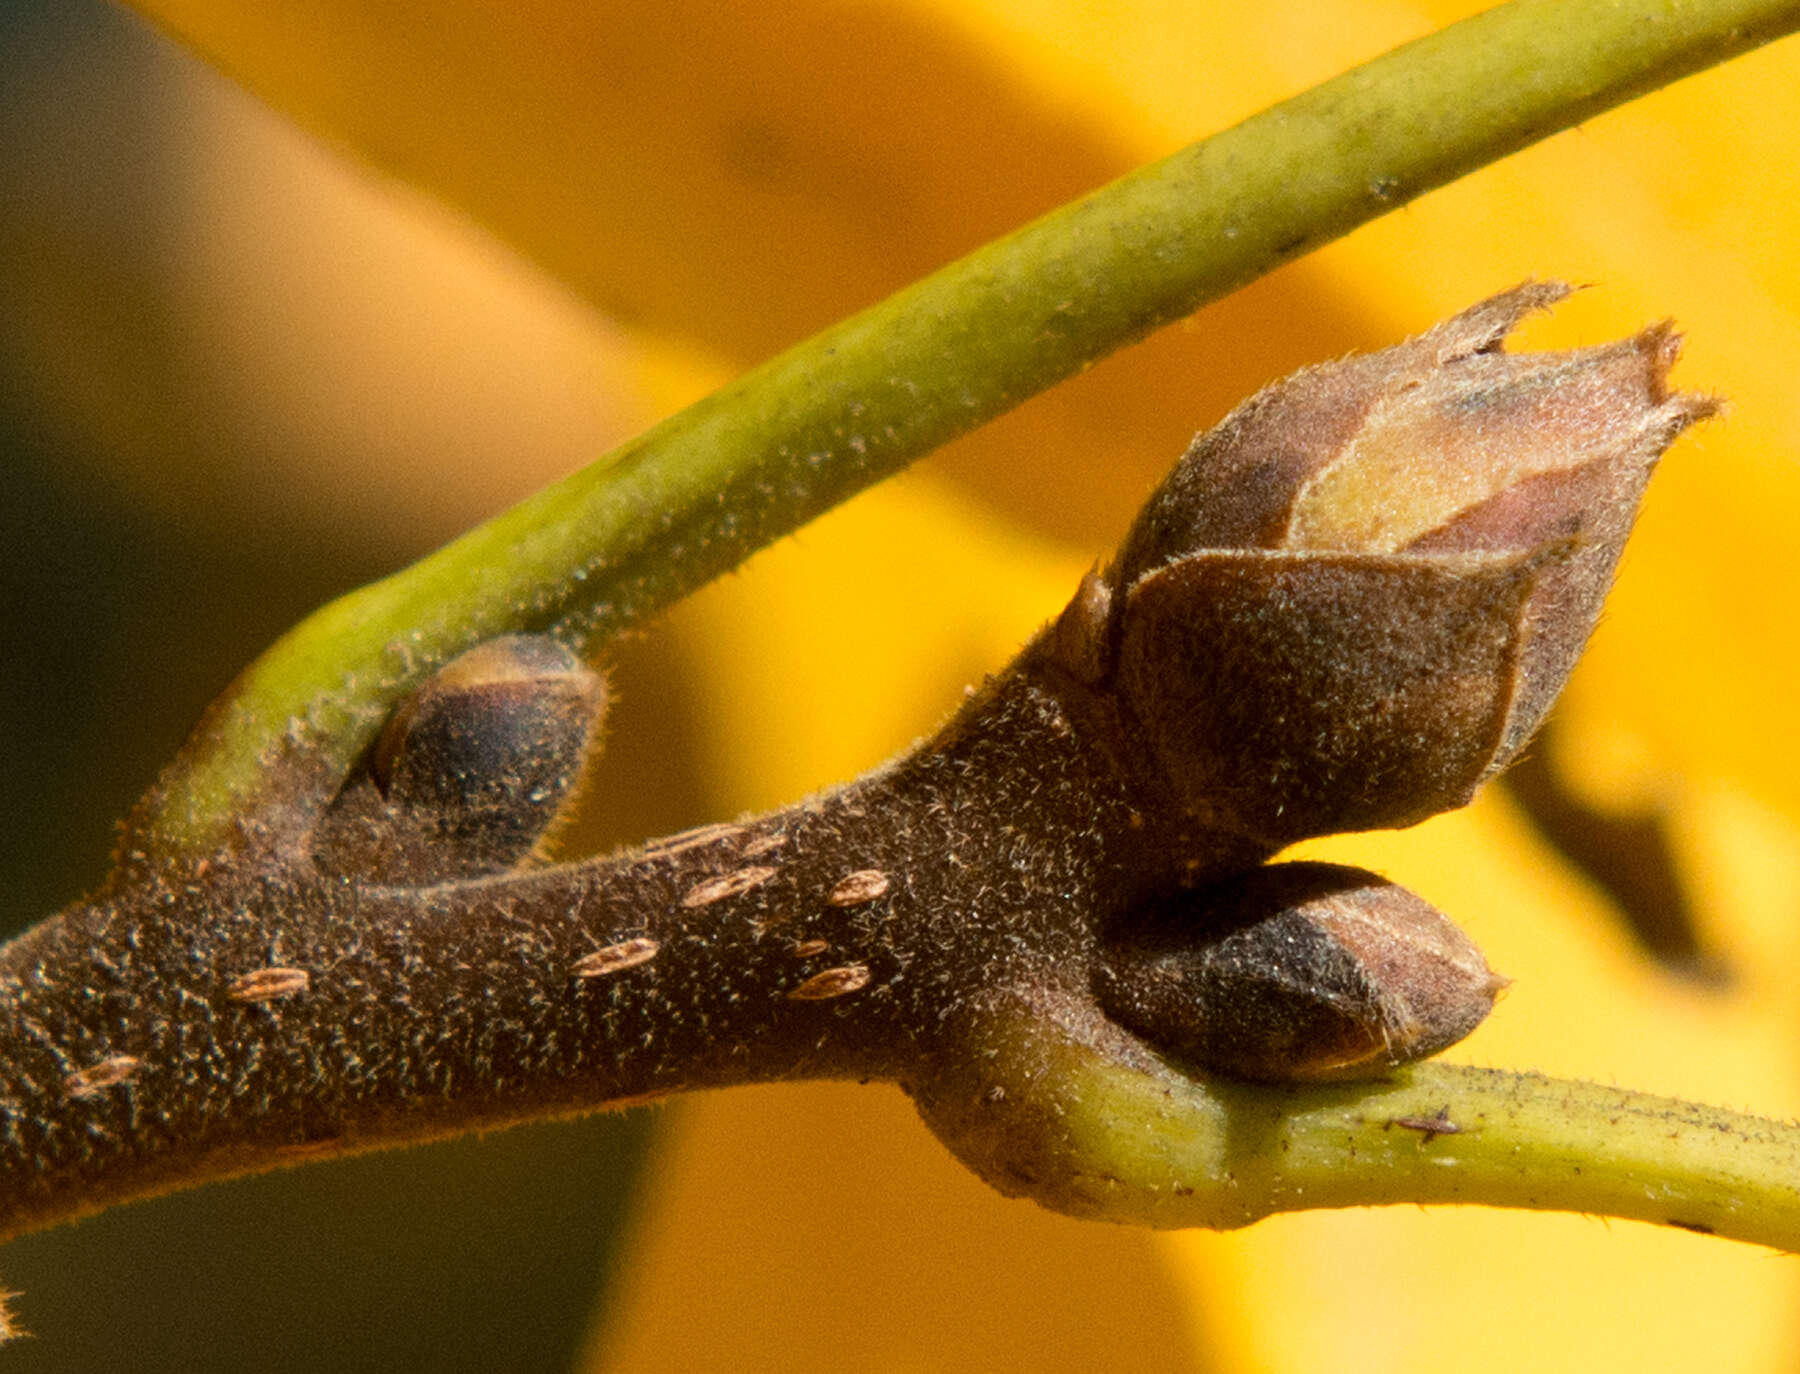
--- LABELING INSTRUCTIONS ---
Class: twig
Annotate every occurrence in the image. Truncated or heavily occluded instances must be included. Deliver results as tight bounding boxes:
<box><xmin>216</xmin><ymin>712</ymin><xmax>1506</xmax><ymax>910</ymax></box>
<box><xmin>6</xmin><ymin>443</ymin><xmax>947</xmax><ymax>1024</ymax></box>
<box><xmin>9</xmin><ymin>288</ymin><xmax>1797</xmax><ymax>1262</ymax></box>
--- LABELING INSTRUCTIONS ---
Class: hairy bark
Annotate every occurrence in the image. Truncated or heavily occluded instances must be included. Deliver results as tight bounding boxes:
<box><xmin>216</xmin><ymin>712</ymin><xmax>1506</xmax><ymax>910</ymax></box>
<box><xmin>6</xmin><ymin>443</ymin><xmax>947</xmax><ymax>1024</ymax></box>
<box><xmin>0</xmin><ymin>643</ymin><xmax>1232</xmax><ymax>1239</ymax></box>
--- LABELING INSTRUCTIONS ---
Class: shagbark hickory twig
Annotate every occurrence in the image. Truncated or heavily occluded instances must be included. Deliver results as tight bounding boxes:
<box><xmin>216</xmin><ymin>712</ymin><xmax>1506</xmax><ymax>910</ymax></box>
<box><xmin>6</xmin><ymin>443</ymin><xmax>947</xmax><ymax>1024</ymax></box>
<box><xmin>0</xmin><ymin>285</ymin><xmax>1731</xmax><ymax>1253</ymax></box>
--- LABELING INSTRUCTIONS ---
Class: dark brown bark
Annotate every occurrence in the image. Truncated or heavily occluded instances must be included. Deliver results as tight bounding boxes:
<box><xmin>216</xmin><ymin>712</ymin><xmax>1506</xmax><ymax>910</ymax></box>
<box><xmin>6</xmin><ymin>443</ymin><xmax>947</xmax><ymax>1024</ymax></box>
<box><xmin>0</xmin><ymin>645</ymin><xmax>1238</xmax><ymax>1239</ymax></box>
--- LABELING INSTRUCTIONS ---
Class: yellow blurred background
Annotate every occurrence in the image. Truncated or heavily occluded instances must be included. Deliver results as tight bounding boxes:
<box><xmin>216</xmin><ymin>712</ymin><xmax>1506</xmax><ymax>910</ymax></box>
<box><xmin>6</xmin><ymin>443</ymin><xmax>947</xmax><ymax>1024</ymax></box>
<box><xmin>4</xmin><ymin>0</ymin><xmax>1800</xmax><ymax>1368</ymax></box>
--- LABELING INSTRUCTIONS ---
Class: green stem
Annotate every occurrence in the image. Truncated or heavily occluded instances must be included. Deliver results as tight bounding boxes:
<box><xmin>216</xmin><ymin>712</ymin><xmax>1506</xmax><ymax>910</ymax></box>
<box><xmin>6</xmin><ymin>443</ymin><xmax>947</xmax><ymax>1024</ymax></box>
<box><xmin>1046</xmin><ymin>1055</ymin><xmax>1800</xmax><ymax>1249</ymax></box>
<box><xmin>134</xmin><ymin>0</ymin><xmax>1800</xmax><ymax>858</ymax></box>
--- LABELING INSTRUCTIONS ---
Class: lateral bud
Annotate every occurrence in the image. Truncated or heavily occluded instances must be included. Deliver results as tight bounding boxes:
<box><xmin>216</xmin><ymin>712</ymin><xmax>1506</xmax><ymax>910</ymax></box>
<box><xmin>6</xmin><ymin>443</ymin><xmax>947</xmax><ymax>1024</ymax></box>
<box><xmin>1096</xmin><ymin>863</ymin><xmax>1504</xmax><ymax>1082</ymax></box>
<box><xmin>313</xmin><ymin>636</ymin><xmax>605</xmax><ymax>882</ymax></box>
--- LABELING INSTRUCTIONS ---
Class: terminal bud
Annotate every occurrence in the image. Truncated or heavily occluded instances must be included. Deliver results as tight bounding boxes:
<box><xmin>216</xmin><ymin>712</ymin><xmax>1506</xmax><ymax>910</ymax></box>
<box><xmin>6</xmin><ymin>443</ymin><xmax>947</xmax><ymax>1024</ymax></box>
<box><xmin>1080</xmin><ymin>282</ymin><xmax>1715</xmax><ymax>847</ymax></box>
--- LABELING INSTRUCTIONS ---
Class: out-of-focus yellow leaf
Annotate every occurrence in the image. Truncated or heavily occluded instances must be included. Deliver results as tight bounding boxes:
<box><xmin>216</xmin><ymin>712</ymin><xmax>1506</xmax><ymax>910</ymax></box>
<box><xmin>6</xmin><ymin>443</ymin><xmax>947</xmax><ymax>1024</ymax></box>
<box><xmin>125</xmin><ymin>0</ymin><xmax>1411</xmax><ymax>550</ymax></box>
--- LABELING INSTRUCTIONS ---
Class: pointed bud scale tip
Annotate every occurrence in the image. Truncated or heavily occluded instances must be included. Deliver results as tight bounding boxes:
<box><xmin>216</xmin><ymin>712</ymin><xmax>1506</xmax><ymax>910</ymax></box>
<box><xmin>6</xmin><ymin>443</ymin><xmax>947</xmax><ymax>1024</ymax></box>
<box><xmin>1110</xmin><ymin>282</ymin><xmax>1717</xmax><ymax>575</ymax></box>
<box><xmin>1082</xmin><ymin>283</ymin><xmax>1716</xmax><ymax>848</ymax></box>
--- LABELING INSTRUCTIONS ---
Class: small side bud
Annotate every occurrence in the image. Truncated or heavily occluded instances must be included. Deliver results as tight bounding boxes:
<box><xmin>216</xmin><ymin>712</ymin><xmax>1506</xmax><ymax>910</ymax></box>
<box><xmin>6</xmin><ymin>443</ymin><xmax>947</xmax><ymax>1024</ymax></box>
<box><xmin>373</xmin><ymin>636</ymin><xmax>604</xmax><ymax>875</ymax></box>
<box><xmin>1096</xmin><ymin>863</ymin><xmax>1503</xmax><ymax>1082</ymax></box>
<box><xmin>313</xmin><ymin>636</ymin><xmax>605</xmax><ymax>883</ymax></box>
<box><xmin>1075</xmin><ymin>283</ymin><xmax>1715</xmax><ymax>847</ymax></box>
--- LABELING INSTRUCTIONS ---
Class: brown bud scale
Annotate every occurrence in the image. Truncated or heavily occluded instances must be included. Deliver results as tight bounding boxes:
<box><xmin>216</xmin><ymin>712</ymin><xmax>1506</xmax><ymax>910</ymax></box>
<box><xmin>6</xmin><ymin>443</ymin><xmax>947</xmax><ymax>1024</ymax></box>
<box><xmin>1096</xmin><ymin>864</ymin><xmax>1503</xmax><ymax>1082</ymax></box>
<box><xmin>1091</xmin><ymin>281</ymin><xmax>1715</xmax><ymax>849</ymax></box>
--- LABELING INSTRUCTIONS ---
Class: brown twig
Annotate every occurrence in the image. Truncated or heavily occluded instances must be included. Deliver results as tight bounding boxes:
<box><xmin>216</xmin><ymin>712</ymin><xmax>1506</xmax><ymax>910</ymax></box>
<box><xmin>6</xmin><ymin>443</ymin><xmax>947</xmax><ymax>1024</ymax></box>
<box><xmin>0</xmin><ymin>286</ymin><xmax>1715</xmax><ymax>1249</ymax></box>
